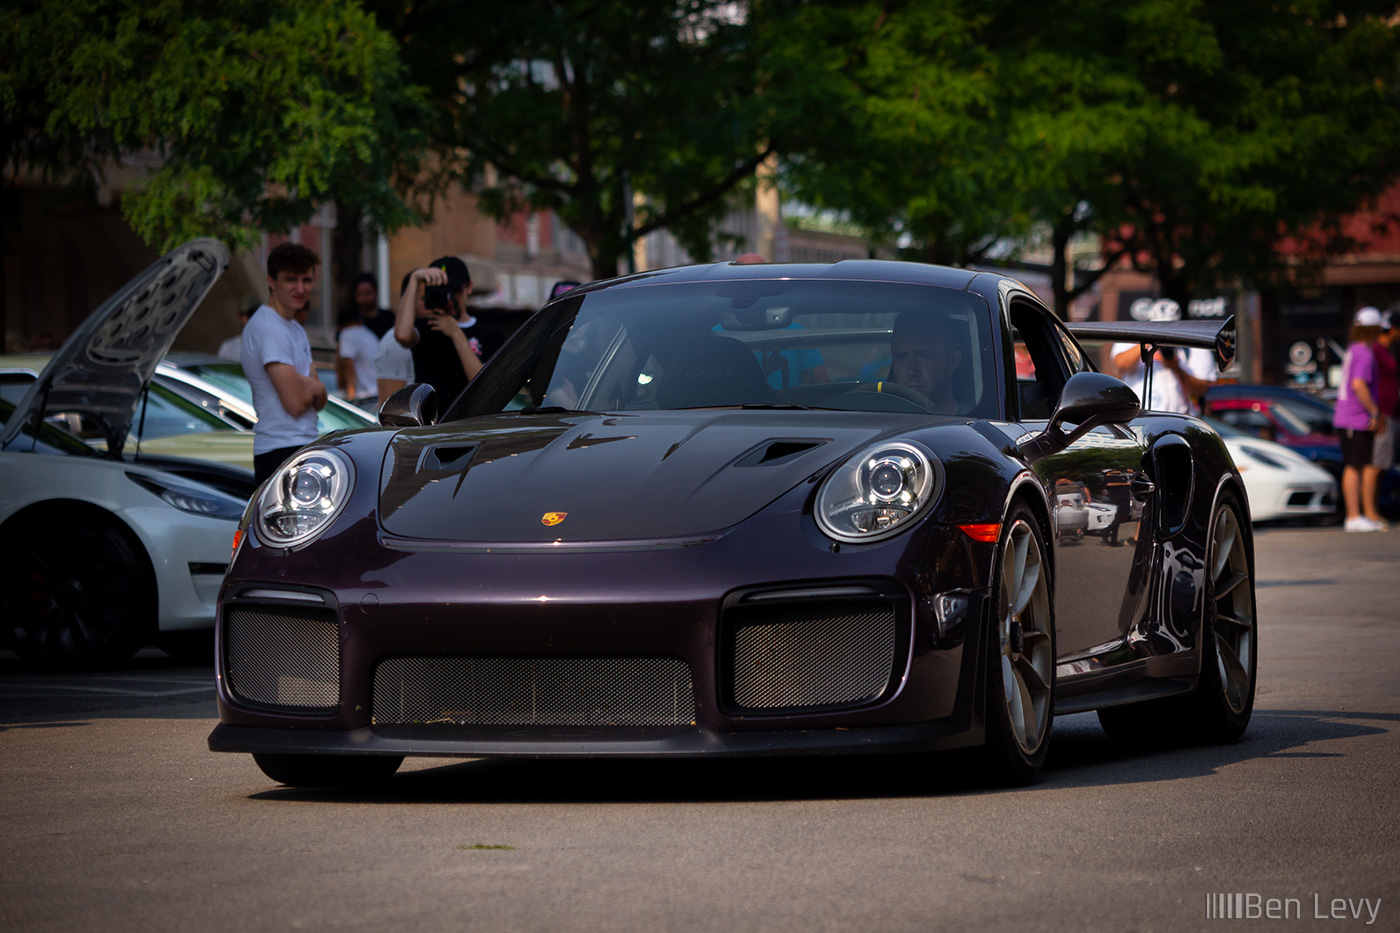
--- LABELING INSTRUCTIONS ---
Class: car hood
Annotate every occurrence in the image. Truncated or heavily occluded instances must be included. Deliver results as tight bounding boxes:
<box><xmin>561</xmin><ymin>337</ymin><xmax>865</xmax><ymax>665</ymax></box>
<box><xmin>378</xmin><ymin>409</ymin><xmax>918</xmax><ymax>542</ymax></box>
<box><xmin>1</xmin><ymin>239</ymin><xmax>229</xmax><ymax>455</ymax></box>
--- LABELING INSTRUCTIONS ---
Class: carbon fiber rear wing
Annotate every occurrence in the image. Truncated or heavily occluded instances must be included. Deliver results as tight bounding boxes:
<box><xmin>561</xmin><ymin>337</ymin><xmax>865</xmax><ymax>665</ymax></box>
<box><xmin>1066</xmin><ymin>315</ymin><xmax>1236</xmax><ymax>373</ymax></box>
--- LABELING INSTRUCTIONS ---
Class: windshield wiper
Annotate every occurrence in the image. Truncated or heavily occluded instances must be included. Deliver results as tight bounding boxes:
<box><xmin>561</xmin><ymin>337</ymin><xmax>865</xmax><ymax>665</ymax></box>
<box><xmin>514</xmin><ymin>406</ymin><xmax>573</xmax><ymax>415</ymax></box>
<box><xmin>738</xmin><ymin>402</ymin><xmax>815</xmax><ymax>410</ymax></box>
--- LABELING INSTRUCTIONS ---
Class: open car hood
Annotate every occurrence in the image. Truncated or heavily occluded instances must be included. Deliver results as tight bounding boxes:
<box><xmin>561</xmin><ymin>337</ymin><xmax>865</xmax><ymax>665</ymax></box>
<box><xmin>1</xmin><ymin>239</ymin><xmax>229</xmax><ymax>455</ymax></box>
<box><xmin>378</xmin><ymin>410</ymin><xmax>905</xmax><ymax>543</ymax></box>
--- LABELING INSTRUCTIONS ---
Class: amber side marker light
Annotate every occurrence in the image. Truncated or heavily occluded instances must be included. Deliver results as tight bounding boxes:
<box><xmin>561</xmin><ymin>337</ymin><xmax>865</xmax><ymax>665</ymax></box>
<box><xmin>959</xmin><ymin>523</ymin><xmax>1001</xmax><ymax>543</ymax></box>
<box><xmin>230</xmin><ymin>529</ymin><xmax>243</xmax><ymax>561</ymax></box>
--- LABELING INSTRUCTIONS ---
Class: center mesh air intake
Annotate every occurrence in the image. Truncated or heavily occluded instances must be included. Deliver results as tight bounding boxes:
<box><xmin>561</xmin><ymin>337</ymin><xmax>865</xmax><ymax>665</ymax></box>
<box><xmin>372</xmin><ymin>656</ymin><xmax>697</xmax><ymax>726</ymax></box>
<box><xmin>726</xmin><ymin>600</ymin><xmax>897</xmax><ymax>712</ymax></box>
<box><xmin>224</xmin><ymin>606</ymin><xmax>339</xmax><ymax>710</ymax></box>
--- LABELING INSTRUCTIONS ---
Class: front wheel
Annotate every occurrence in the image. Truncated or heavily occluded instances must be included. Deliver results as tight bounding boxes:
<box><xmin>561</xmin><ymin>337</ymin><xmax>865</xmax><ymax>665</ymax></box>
<box><xmin>980</xmin><ymin>506</ymin><xmax>1056</xmax><ymax>784</ymax></box>
<box><xmin>0</xmin><ymin>511</ymin><xmax>154</xmax><ymax>669</ymax></box>
<box><xmin>253</xmin><ymin>754</ymin><xmax>403</xmax><ymax>788</ymax></box>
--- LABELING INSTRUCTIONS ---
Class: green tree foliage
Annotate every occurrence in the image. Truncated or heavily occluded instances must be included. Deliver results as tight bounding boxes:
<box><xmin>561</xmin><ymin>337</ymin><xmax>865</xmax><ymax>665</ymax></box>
<box><xmin>1073</xmin><ymin>0</ymin><xmax>1400</xmax><ymax>309</ymax></box>
<box><xmin>369</xmin><ymin>0</ymin><xmax>777</xmax><ymax>279</ymax></box>
<box><xmin>768</xmin><ymin>0</ymin><xmax>1400</xmax><ymax>316</ymax></box>
<box><xmin>1</xmin><ymin>0</ymin><xmax>429</xmax><ymax>251</ymax></box>
<box><xmin>760</xmin><ymin>0</ymin><xmax>1023</xmax><ymax>266</ymax></box>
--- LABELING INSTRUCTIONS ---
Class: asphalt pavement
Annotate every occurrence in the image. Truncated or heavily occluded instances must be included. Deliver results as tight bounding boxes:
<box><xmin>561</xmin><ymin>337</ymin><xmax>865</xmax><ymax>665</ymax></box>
<box><xmin>1</xmin><ymin>522</ymin><xmax>1397</xmax><ymax>932</ymax></box>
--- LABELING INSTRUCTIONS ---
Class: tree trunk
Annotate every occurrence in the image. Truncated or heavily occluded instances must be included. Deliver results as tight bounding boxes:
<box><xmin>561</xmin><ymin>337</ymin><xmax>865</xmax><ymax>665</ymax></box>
<box><xmin>1050</xmin><ymin>215</ymin><xmax>1073</xmax><ymax>321</ymax></box>
<box><xmin>1158</xmin><ymin>269</ymin><xmax>1195</xmax><ymax>319</ymax></box>
<box><xmin>330</xmin><ymin>200</ymin><xmax>366</xmax><ymax>320</ymax></box>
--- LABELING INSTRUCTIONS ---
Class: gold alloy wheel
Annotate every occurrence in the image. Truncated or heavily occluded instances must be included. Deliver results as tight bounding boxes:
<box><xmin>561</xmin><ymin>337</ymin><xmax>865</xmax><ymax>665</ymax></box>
<box><xmin>1209</xmin><ymin>505</ymin><xmax>1255</xmax><ymax>716</ymax></box>
<box><xmin>997</xmin><ymin>518</ymin><xmax>1054</xmax><ymax>755</ymax></box>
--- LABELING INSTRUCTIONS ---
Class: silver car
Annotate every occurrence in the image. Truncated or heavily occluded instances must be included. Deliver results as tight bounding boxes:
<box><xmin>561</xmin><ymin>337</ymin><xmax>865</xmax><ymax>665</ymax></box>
<box><xmin>1</xmin><ymin>240</ymin><xmax>250</xmax><ymax>667</ymax></box>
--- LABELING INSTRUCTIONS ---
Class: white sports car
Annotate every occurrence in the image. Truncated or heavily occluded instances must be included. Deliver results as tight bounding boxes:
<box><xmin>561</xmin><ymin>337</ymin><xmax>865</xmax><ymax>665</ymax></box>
<box><xmin>0</xmin><ymin>240</ymin><xmax>252</xmax><ymax>667</ymax></box>
<box><xmin>1205</xmin><ymin>417</ymin><xmax>1337</xmax><ymax>522</ymax></box>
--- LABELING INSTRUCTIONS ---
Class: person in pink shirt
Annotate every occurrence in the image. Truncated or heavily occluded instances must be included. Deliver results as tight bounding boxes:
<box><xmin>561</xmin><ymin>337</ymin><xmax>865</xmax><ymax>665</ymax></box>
<box><xmin>1333</xmin><ymin>307</ymin><xmax>1388</xmax><ymax>531</ymax></box>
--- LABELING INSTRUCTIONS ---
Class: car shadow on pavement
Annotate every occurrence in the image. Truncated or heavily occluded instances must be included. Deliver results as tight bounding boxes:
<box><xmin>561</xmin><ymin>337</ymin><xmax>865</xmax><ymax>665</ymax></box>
<box><xmin>245</xmin><ymin>706</ymin><xmax>1396</xmax><ymax>804</ymax></box>
<box><xmin>1039</xmin><ymin>708</ymin><xmax>1395</xmax><ymax>789</ymax></box>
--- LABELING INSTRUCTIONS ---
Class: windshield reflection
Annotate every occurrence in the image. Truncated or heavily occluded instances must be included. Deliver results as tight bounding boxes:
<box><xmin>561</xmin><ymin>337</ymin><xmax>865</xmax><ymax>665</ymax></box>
<box><xmin>454</xmin><ymin>280</ymin><xmax>997</xmax><ymax>421</ymax></box>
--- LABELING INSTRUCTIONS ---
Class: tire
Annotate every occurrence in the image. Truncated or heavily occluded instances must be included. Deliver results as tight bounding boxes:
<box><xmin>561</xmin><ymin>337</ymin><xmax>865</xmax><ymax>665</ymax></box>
<box><xmin>0</xmin><ymin>510</ymin><xmax>155</xmax><ymax>669</ymax></box>
<box><xmin>253</xmin><ymin>754</ymin><xmax>404</xmax><ymax>788</ymax></box>
<box><xmin>1097</xmin><ymin>491</ymin><xmax>1257</xmax><ymax>745</ymax></box>
<box><xmin>980</xmin><ymin>505</ymin><xmax>1056</xmax><ymax>784</ymax></box>
<box><xmin>1185</xmin><ymin>491</ymin><xmax>1257</xmax><ymax>742</ymax></box>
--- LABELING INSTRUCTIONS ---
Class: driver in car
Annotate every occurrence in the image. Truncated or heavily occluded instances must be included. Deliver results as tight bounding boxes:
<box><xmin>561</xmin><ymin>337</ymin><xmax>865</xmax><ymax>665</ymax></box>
<box><xmin>889</xmin><ymin>311</ymin><xmax>963</xmax><ymax>413</ymax></box>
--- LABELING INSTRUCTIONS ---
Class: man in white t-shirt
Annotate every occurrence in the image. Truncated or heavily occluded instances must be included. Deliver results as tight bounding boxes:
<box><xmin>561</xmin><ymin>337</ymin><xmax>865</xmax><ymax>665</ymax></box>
<box><xmin>242</xmin><ymin>243</ymin><xmax>328</xmax><ymax>485</ymax></box>
<box><xmin>1111</xmin><ymin>343</ymin><xmax>1215</xmax><ymax>414</ymax></box>
<box><xmin>217</xmin><ymin>305</ymin><xmax>251</xmax><ymax>362</ymax></box>
<box><xmin>336</xmin><ymin>308</ymin><xmax>379</xmax><ymax>402</ymax></box>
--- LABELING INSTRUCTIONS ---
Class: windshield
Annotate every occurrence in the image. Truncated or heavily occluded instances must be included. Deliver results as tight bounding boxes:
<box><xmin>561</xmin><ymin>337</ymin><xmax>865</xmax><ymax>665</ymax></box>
<box><xmin>1272</xmin><ymin>397</ymin><xmax>1331</xmax><ymax>435</ymax></box>
<box><xmin>1201</xmin><ymin>415</ymin><xmax>1247</xmax><ymax>439</ymax></box>
<box><xmin>453</xmin><ymin>279</ymin><xmax>997</xmax><ymax>419</ymax></box>
<box><xmin>0</xmin><ymin>398</ymin><xmax>101</xmax><ymax>456</ymax></box>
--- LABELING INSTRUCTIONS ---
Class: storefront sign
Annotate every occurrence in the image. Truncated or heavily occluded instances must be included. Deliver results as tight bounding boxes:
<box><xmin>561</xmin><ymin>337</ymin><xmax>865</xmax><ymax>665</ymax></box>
<box><xmin>1117</xmin><ymin>292</ymin><xmax>1234</xmax><ymax>322</ymax></box>
<box><xmin>1286</xmin><ymin>340</ymin><xmax>1318</xmax><ymax>377</ymax></box>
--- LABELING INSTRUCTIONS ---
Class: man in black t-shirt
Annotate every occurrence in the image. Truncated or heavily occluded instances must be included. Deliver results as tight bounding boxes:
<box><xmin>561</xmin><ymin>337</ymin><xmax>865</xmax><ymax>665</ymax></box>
<box><xmin>393</xmin><ymin>256</ymin><xmax>486</xmax><ymax>405</ymax></box>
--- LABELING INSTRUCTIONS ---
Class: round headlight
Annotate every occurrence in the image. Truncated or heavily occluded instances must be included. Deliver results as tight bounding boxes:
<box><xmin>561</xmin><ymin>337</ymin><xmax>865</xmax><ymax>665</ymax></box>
<box><xmin>815</xmin><ymin>440</ymin><xmax>941</xmax><ymax>543</ymax></box>
<box><xmin>256</xmin><ymin>448</ymin><xmax>355</xmax><ymax>548</ymax></box>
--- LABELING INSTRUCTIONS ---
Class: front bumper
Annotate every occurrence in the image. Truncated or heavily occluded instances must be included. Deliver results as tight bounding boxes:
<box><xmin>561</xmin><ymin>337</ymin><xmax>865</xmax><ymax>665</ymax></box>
<box><xmin>211</xmin><ymin>509</ymin><xmax>993</xmax><ymax>759</ymax></box>
<box><xmin>208</xmin><ymin>714</ymin><xmax>987</xmax><ymax>759</ymax></box>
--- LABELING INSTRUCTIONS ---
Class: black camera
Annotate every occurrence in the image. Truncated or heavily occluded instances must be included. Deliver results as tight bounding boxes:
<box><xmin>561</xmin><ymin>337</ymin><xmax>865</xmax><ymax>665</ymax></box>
<box><xmin>423</xmin><ymin>284</ymin><xmax>453</xmax><ymax>312</ymax></box>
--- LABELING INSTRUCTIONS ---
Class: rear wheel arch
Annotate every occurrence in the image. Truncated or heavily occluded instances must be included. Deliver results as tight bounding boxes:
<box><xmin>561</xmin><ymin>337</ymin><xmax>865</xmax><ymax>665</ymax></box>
<box><xmin>1212</xmin><ymin>475</ymin><xmax>1252</xmax><ymax>539</ymax></box>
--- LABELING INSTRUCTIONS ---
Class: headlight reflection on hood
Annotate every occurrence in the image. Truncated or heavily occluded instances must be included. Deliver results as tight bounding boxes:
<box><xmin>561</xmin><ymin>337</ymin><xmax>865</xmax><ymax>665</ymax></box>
<box><xmin>256</xmin><ymin>448</ymin><xmax>354</xmax><ymax>548</ymax></box>
<box><xmin>816</xmin><ymin>440</ymin><xmax>942</xmax><ymax>543</ymax></box>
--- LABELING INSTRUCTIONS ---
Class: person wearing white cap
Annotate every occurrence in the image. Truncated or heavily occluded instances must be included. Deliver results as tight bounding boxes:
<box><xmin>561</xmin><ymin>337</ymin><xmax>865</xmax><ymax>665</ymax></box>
<box><xmin>1333</xmin><ymin>306</ymin><xmax>1388</xmax><ymax>531</ymax></box>
<box><xmin>1371</xmin><ymin>309</ymin><xmax>1398</xmax><ymax>493</ymax></box>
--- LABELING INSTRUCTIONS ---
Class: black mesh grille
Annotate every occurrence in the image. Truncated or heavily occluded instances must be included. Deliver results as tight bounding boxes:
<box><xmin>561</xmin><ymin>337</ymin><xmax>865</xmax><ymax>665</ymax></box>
<box><xmin>224</xmin><ymin>606</ymin><xmax>339</xmax><ymax>710</ymax></box>
<box><xmin>727</xmin><ymin>600</ymin><xmax>897</xmax><ymax>711</ymax></box>
<box><xmin>372</xmin><ymin>656</ymin><xmax>696</xmax><ymax>726</ymax></box>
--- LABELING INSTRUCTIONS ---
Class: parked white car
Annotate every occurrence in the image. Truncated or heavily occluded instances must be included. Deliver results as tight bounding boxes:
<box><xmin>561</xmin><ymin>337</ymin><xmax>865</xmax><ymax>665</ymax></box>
<box><xmin>1205</xmin><ymin>417</ymin><xmax>1337</xmax><ymax>522</ymax></box>
<box><xmin>0</xmin><ymin>240</ymin><xmax>251</xmax><ymax>667</ymax></box>
<box><xmin>157</xmin><ymin>352</ymin><xmax>374</xmax><ymax>434</ymax></box>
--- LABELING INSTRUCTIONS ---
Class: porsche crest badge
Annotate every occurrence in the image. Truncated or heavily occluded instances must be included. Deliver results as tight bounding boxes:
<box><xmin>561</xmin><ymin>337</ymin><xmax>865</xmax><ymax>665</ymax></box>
<box><xmin>541</xmin><ymin>512</ymin><xmax>567</xmax><ymax>526</ymax></box>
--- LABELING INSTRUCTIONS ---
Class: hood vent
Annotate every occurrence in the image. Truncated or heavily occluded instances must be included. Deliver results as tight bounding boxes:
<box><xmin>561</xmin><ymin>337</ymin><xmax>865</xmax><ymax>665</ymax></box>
<box><xmin>417</xmin><ymin>444</ymin><xmax>476</xmax><ymax>472</ymax></box>
<box><xmin>735</xmin><ymin>439</ymin><xmax>828</xmax><ymax>468</ymax></box>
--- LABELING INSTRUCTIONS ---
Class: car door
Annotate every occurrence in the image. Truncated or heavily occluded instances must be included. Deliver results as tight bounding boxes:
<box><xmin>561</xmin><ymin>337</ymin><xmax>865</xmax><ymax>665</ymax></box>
<box><xmin>1007</xmin><ymin>298</ymin><xmax>1152</xmax><ymax>660</ymax></box>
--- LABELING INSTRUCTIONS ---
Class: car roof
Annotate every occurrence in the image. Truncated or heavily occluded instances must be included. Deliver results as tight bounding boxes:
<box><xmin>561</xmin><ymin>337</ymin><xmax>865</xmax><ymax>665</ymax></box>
<box><xmin>569</xmin><ymin>259</ymin><xmax>986</xmax><ymax>297</ymax></box>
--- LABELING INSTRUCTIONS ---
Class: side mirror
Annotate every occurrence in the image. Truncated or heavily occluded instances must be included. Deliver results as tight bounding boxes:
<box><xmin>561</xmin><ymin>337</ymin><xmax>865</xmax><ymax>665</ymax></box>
<box><xmin>1051</xmin><ymin>371</ymin><xmax>1141</xmax><ymax>432</ymax></box>
<box><xmin>1022</xmin><ymin>372</ymin><xmax>1141</xmax><ymax>460</ymax></box>
<box><xmin>378</xmin><ymin>383</ymin><xmax>438</xmax><ymax>427</ymax></box>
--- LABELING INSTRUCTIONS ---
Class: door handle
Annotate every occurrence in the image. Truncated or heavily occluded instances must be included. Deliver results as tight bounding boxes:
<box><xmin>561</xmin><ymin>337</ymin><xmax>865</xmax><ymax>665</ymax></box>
<box><xmin>1130</xmin><ymin>471</ymin><xmax>1156</xmax><ymax>500</ymax></box>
